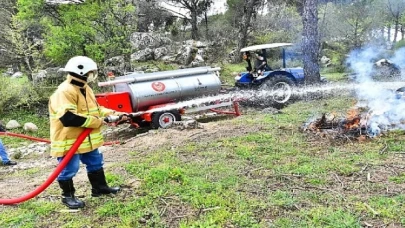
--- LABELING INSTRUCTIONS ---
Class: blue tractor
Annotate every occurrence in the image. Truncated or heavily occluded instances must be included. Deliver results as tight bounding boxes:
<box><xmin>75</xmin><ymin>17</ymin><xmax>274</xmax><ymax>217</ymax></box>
<box><xmin>234</xmin><ymin>43</ymin><xmax>309</xmax><ymax>107</ymax></box>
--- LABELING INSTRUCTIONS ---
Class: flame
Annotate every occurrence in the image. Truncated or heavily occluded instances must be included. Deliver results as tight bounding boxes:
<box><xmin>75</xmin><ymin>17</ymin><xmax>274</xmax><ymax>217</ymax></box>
<box><xmin>346</xmin><ymin>109</ymin><xmax>359</xmax><ymax>119</ymax></box>
<box><xmin>344</xmin><ymin>108</ymin><xmax>361</xmax><ymax>130</ymax></box>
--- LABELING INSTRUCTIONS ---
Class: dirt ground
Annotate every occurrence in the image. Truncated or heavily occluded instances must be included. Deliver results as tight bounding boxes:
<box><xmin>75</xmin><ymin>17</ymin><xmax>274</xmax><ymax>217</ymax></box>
<box><xmin>0</xmin><ymin>115</ymin><xmax>260</xmax><ymax>200</ymax></box>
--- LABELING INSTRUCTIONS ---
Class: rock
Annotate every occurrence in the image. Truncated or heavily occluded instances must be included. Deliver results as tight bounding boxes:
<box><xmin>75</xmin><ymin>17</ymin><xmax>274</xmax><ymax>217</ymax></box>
<box><xmin>373</xmin><ymin>58</ymin><xmax>401</xmax><ymax>80</ymax></box>
<box><xmin>129</xmin><ymin>32</ymin><xmax>172</xmax><ymax>50</ymax></box>
<box><xmin>45</xmin><ymin>67</ymin><xmax>65</xmax><ymax>78</ymax></box>
<box><xmin>11</xmin><ymin>72</ymin><xmax>23</xmax><ymax>78</ymax></box>
<box><xmin>32</xmin><ymin>67</ymin><xmax>66</xmax><ymax>85</ymax></box>
<box><xmin>320</xmin><ymin>56</ymin><xmax>331</xmax><ymax>67</ymax></box>
<box><xmin>104</xmin><ymin>56</ymin><xmax>129</xmax><ymax>75</ymax></box>
<box><xmin>168</xmin><ymin>120</ymin><xmax>203</xmax><ymax>130</ymax></box>
<box><xmin>190</xmin><ymin>53</ymin><xmax>205</xmax><ymax>67</ymax></box>
<box><xmin>6</xmin><ymin>120</ymin><xmax>21</xmax><ymax>129</ymax></box>
<box><xmin>130</xmin><ymin>48</ymin><xmax>154</xmax><ymax>62</ymax></box>
<box><xmin>106</xmin><ymin>56</ymin><xmax>125</xmax><ymax>67</ymax></box>
<box><xmin>5</xmin><ymin>141</ymin><xmax>51</xmax><ymax>159</ymax></box>
<box><xmin>5</xmin><ymin>68</ymin><xmax>14</xmax><ymax>76</ymax></box>
<box><xmin>196</xmin><ymin>41</ymin><xmax>207</xmax><ymax>48</ymax></box>
<box><xmin>32</xmin><ymin>70</ymin><xmax>47</xmax><ymax>83</ymax></box>
<box><xmin>183</xmin><ymin>40</ymin><xmax>195</xmax><ymax>46</ymax></box>
<box><xmin>175</xmin><ymin>46</ymin><xmax>195</xmax><ymax>65</ymax></box>
<box><xmin>153</xmin><ymin>47</ymin><xmax>169</xmax><ymax>60</ymax></box>
<box><xmin>23</xmin><ymin>122</ymin><xmax>38</xmax><ymax>132</ymax></box>
<box><xmin>375</xmin><ymin>59</ymin><xmax>392</xmax><ymax>67</ymax></box>
<box><xmin>161</xmin><ymin>55</ymin><xmax>176</xmax><ymax>62</ymax></box>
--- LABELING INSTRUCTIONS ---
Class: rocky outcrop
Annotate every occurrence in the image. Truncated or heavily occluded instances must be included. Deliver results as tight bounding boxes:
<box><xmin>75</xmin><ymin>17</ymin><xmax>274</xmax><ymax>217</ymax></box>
<box><xmin>31</xmin><ymin>67</ymin><xmax>65</xmax><ymax>84</ymax></box>
<box><xmin>130</xmin><ymin>32</ymin><xmax>172</xmax><ymax>50</ymax></box>
<box><xmin>130</xmin><ymin>48</ymin><xmax>154</xmax><ymax>61</ymax></box>
<box><xmin>128</xmin><ymin>32</ymin><xmax>213</xmax><ymax>67</ymax></box>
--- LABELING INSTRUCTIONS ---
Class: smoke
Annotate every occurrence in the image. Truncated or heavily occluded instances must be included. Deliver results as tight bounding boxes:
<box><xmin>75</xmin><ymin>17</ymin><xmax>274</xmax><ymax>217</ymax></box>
<box><xmin>346</xmin><ymin>45</ymin><xmax>405</xmax><ymax>136</ymax></box>
<box><xmin>390</xmin><ymin>47</ymin><xmax>405</xmax><ymax>78</ymax></box>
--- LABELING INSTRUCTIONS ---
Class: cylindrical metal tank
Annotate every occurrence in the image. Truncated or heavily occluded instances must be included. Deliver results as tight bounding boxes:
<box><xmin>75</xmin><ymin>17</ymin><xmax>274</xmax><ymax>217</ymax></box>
<box><xmin>111</xmin><ymin>67</ymin><xmax>222</xmax><ymax>111</ymax></box>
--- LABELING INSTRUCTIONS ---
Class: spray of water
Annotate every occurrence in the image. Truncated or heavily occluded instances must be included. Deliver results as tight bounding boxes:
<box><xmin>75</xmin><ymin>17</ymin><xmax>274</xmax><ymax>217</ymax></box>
<box><xmin>140</xmin><ymin>80</ymin><xmax>405</xmax><ymax>115</ymax></box>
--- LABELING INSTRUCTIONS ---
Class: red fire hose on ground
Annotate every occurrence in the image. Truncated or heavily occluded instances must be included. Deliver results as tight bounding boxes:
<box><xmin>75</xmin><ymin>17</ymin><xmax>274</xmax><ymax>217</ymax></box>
<box><xmin>0</xmin><ymin>132</ymin><xmax>120</xmax><ymax>146</ymax></box>
<box><xmin>0</xmin><ymin>129</ymin><xmax>92</xmax><ymax>205</ymax></box>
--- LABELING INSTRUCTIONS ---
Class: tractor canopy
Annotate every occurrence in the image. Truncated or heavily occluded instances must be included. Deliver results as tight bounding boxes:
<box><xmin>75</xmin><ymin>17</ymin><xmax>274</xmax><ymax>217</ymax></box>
<box><xmin>240</xmin><ymin>43</ymin><xmax>293</xmax><ymax>52</ymax></box>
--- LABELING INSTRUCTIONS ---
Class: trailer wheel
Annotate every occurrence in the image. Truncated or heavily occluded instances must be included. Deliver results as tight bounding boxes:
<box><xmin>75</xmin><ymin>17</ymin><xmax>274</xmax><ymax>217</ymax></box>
<box><xmin>151</xmin><ymin>111</ymin><xmax>181</xmax><ymax>129</ymax></box>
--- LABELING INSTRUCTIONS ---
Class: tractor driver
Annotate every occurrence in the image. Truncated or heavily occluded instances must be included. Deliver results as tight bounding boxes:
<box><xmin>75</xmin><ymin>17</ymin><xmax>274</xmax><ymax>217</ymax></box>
<box><xmin>254</xmin><ymin>52</ymin><xmax>268</xmax><ymax>75</ymax></box>
<box><xmin>48</xmin><ymin>56</ymin><xmax>129</xmax><ymax>209</ymax></box>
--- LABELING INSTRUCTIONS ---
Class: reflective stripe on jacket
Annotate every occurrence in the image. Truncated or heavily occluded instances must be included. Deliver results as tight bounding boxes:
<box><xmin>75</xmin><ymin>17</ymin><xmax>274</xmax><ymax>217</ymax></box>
<box><xmin>48</xmin><ymin>75</ymin><xmax>118</xmax><ymax>157</ymax></box>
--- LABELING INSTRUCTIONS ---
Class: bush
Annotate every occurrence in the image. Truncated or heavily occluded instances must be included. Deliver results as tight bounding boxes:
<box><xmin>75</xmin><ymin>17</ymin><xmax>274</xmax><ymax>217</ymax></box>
<box><xmin>0</xmin><ymin>75</ymin><xmax>44</xmax><ymax>113</ymax></box>
<box><xmin>219</xmin><ymin>62</ymin><xmax>246</xmax><ymax>85</ymax></box>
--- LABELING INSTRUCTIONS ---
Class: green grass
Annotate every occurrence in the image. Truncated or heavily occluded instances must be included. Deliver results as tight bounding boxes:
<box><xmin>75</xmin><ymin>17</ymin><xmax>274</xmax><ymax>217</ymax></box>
<box><xmin>1</xmin><ymin>109</ymin><xmax>50</xmax><ymax>147</ymax></box>
<box><xmin>1</xmin><ymin>95</ymin><xmax>405</xmax><ymax>227</ymax></box>
<box><xmin>321</xmin><ymin>72</ymin><xmax>348</xmax><ymax>82</ymax></box>
<box><xmin>219</xmin><ymin>62</ymin><xmax>246</xmax><ymax>85</ymax></box>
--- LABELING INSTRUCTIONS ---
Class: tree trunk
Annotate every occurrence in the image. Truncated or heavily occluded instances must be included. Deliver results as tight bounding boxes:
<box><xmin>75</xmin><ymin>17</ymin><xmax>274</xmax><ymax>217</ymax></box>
<box><xmin>387</xmin><ymin>24</ymin><xmax>391</xmax><ymax>42</ymax></box>
<box><xmin>23</xmin><ymin>56</ymin><xmax>34</xmax><ymax>81</ymax></box>
<box><xmin>393</xmin><ymin>17</ymin><xmax>399</xmax><ymax>43</ymax></box>
<box><xmin>204</xmin><ymin>10</ymin><xmax>209</xmax><ymax>40</ymax></box>
<box><xmin>190</xmin><ymin>10</ymin><xmax>198</xmax><ymax>40</ymax></box>
<box><xmin>401</xmin><ymin>24</ymin><xmax>404</xmax><ymax>40</ymax></box>
<box><xmin>302</xmin><ymin>0</ymin><xmax>320</xmax><ymax>84</ymax></box>
<box><xmin>236</xmin><ymin>0</ymin><xmax>258</xmax><ymax>62</ymax></box>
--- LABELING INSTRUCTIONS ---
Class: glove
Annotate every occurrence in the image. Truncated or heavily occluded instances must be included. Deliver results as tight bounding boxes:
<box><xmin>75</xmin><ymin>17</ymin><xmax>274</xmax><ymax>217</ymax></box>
<box><xmin>112</xmin><ymin>112</ymin><xmax>132</xmax><ymax>121</ymax></box>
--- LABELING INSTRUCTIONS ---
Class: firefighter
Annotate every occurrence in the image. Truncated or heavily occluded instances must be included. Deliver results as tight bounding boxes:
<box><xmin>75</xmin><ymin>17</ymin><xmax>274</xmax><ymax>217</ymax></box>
<box><xmin>49</xmin><ymin>56</ymin><xmax>129</xmax><ymax>209</ymax></box>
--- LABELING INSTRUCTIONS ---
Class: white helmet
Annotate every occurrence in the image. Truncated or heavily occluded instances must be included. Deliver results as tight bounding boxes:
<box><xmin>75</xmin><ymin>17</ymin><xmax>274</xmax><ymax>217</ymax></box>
<box><xmin>63</xmin><ymin>56</ymin><xmax>98</xmax><ymax>82</ymax></box>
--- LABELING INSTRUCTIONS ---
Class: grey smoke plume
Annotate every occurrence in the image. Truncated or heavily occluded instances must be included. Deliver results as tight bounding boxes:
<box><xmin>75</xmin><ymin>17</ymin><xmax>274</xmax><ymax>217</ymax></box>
<box><xmin>391</xmin><ymin>47</ymin><xmax>405</xmax><ymax>78</ymax></box>
<box><xmin>346</xmin><ymin>46</ymin><xmax>405</xmax><ymax>137</ymax></box>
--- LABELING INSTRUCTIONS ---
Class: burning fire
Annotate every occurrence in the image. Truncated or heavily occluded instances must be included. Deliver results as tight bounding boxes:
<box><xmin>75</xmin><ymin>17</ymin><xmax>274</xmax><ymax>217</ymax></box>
<box><xmin>303</xmin><ymin>107</ymin><xmax>371</xmax><ymax>141</ymax></box>
<box><xmin>343</xmin><ymin>109</ymin><xmax>361</xmax><ymax>130</ymax></box>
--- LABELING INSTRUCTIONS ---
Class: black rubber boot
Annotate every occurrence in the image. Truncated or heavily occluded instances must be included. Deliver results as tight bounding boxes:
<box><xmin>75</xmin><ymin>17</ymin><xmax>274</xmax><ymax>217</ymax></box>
<box><xmin>58</xmin><ymin>180</ymin><xmax>85</xmax><ymax>209</ymax></box>
<box><xmin>87</xmin><ymin>168</ymin><xmax>120</xmax><ymax>197</ymax></box>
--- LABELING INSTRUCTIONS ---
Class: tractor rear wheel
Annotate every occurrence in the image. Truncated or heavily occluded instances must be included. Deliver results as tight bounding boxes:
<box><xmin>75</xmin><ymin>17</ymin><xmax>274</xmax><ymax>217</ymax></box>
<box><xmin>151</xmin><ymin>111</ymin><xmax>181</xmax><ymax>129</ymax></box>
<box><xmin>258</xmin><ymin>75</ymin><xmax>295</xmax><ymax>109</ymax></box>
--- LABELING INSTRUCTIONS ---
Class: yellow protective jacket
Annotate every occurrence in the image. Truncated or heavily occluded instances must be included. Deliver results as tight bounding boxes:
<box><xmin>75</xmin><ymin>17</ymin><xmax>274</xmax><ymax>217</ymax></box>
<box><xmin>48</xmin><ymin>75</ymin><xmax>122</xmax><ymax>157</ymax></box>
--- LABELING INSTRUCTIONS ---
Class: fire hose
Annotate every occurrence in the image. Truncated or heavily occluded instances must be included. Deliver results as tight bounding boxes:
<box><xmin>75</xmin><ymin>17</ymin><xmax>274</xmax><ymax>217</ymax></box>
<box><xmin>0</xmin><ymin>116</ymin><xmax>124</xmax><ymax>205</ymax></box>
<box><xmin>0</xmin><ymin>132</ymin><xmax>119</xmax><ymax>146</ymax></box>
<box><xmin>0</xmin><ymin>128</ymin><xmax>92</xmax><ymax>205</ymax></box>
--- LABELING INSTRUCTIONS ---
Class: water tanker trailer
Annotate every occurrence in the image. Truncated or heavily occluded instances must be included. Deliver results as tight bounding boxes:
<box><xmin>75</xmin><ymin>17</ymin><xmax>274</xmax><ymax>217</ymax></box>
<box><xmin>96</xmin><ymin>67</ymin><xmax>240</xmax><ymax>128</ymax></box>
